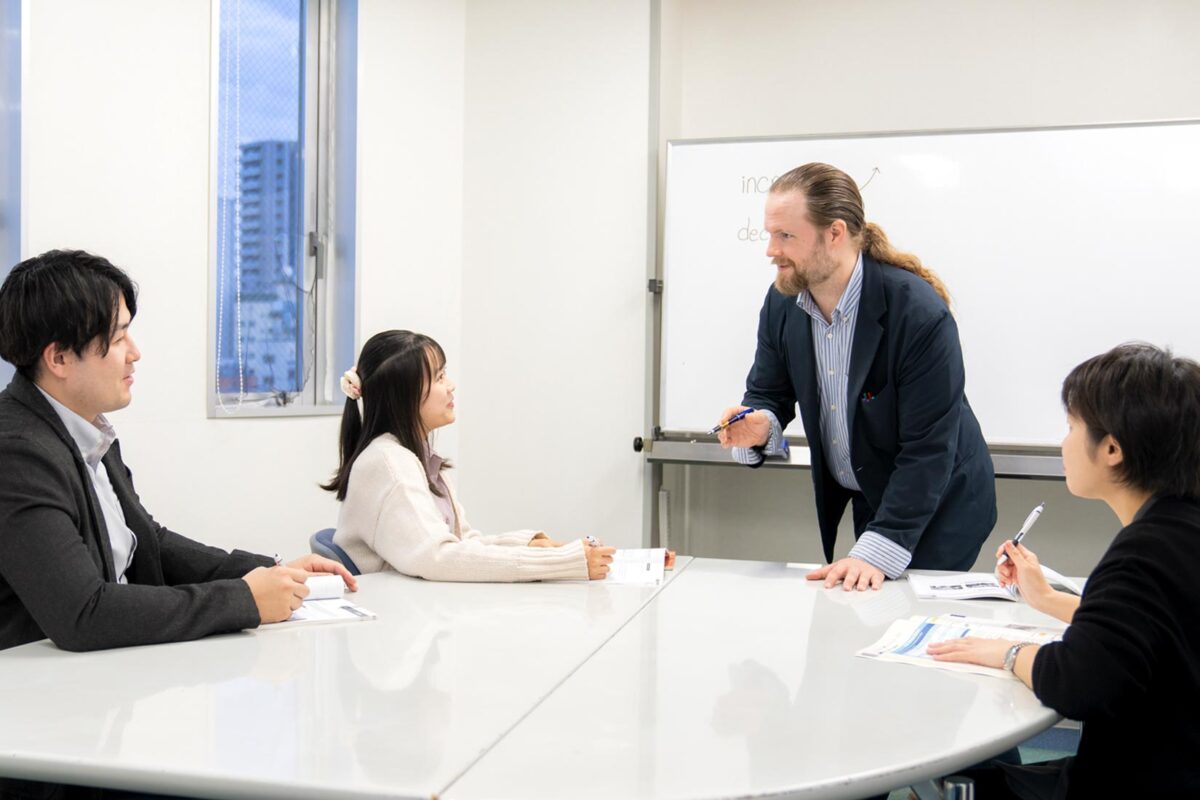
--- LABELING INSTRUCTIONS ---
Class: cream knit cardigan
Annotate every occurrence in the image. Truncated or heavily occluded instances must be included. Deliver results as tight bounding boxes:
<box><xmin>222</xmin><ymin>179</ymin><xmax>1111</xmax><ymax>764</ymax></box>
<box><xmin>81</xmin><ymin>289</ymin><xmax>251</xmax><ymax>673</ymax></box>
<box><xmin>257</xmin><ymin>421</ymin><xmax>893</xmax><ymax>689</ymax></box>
<box><xmin>332</xmin><ymin>434</ymin><xmax>589</xmax><ymax>582</ymax></box>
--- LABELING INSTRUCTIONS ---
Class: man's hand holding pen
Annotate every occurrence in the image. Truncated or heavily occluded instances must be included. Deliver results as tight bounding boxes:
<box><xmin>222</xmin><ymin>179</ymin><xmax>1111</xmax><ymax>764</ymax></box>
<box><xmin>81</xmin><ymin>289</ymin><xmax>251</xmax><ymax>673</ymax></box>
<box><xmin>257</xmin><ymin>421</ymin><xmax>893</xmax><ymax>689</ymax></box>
<box><xmin>715</xmin><ymin>406</ymin><xmax>771</xmax><ymax>448</ymax></box>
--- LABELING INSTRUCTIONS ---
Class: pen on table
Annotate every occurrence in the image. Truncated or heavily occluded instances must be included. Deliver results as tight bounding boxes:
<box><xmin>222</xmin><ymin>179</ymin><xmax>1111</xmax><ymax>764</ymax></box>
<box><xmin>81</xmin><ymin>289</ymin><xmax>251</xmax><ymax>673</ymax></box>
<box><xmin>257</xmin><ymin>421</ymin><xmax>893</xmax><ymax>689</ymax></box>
<box><xmin>709</xmin><ymin>408</ymin><xmax>754</xmax><ymax>435</ymax></box>
<box><xmin>999</xmin><ymin>501</ymin><xmax>1045</xmax><ymax>563</ymax></box>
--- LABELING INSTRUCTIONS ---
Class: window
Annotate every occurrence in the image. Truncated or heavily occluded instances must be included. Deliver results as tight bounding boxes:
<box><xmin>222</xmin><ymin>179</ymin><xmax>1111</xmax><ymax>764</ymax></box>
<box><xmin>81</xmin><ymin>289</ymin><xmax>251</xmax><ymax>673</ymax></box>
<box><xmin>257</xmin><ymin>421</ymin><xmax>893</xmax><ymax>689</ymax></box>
<box><xmin>0</xmin><ymin>0</ymin><xmax>18</xmax><ymax>386</ymax></box>
<box><xmin>210</xmin><ymin>0</ymin><xmax>356</xmax><ymax>415</ymax></box>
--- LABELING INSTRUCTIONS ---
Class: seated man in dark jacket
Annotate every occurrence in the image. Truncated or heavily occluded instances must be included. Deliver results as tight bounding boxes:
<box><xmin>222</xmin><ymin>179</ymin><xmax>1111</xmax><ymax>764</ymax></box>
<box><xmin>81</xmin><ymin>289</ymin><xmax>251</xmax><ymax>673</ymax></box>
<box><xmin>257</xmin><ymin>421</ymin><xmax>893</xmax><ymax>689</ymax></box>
<box><xmin>929</xmin><ymin>343</ymin><xmax>1200</xmax><ymax>798</ymax></box>
<box><xmin>0</xmin><ymin>249</ymin><xmax>356</xmax><ymax>654</ymax></box>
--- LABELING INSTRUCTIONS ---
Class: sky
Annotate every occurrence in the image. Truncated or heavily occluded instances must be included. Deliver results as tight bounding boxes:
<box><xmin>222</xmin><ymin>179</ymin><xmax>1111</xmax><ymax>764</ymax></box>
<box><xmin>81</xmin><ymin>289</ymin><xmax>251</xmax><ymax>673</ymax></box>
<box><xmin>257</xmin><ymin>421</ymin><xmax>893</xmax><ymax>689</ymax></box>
<box><xmin>216</xmin><ymin>0</ymin><xmax>304</xmax><ymax>199</ymax></box>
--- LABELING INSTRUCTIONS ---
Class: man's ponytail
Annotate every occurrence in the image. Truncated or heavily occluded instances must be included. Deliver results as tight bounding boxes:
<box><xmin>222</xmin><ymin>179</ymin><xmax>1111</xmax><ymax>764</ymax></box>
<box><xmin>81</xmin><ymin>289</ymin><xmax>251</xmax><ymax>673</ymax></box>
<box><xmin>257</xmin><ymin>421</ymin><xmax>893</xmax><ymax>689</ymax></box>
<box><xmin>860</xmin><ymin>223</ymin><xmax>950</xmax><ymax>306</ymax></box>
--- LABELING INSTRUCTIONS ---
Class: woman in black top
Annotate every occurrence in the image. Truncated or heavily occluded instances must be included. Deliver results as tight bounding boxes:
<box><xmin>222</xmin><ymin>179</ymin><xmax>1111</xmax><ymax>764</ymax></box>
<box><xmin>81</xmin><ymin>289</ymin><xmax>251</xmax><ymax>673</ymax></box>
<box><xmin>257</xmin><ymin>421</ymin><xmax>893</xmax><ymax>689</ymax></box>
<box><xmin>928</xmin><ymin>343</ymin><xmax>1200</xmax><ymax>799</ymax></box>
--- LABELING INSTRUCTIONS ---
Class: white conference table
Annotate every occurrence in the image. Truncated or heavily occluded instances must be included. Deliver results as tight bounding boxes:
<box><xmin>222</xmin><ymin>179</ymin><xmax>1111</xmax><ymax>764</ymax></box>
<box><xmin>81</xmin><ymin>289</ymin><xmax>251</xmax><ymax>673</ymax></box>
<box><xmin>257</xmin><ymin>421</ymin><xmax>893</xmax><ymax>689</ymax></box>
<box><xmin>0</xmin><ymin>558</ymin><xmax>1063</xmax><ymax>800</ymax></box>
<box><xmin>0</xmin><ymin>566</ymin><xmax>680</xmax><ymax>799</ymax></box>
<box><xmin>444</xmin><ymin>559</ymin><xmax>1063</xmax><ymax>799</ymax></box>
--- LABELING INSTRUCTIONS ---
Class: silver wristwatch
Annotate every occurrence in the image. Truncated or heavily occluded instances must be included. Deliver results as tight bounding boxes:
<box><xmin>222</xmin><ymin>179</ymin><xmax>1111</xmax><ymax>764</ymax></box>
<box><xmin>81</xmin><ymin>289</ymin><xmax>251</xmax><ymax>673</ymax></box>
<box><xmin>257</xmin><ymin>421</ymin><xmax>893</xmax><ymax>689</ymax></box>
<box><xmin>1003</xmin><ymin>641</ymin><xmax>1037</xmax><ymax>672</ymax></box>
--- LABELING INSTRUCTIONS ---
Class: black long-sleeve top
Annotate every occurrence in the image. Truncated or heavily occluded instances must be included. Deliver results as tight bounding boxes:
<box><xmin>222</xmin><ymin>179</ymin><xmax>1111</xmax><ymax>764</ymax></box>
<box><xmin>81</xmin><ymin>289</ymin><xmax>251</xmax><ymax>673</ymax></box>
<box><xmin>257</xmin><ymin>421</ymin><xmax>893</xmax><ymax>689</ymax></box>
<box><xmin>1031</xmin><ymin>495</ymin><xmax>1200</xmax><ymax>797</ymax></box>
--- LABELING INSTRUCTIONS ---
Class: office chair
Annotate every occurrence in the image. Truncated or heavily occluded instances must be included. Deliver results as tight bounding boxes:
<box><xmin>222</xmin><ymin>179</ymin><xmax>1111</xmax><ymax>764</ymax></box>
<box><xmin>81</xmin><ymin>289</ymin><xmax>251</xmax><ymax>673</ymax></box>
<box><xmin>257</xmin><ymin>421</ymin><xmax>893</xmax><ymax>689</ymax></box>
<box><xmin>309</xmin><ymin>527</ymin><xmax>361</xmax><ymax>576</ymax></box>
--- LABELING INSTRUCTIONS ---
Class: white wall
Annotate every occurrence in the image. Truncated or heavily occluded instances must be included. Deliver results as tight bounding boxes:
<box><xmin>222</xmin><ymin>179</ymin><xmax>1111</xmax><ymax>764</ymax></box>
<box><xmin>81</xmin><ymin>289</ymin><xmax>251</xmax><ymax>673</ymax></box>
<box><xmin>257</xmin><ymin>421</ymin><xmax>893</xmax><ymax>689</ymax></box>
<box><xmin>356</xmin><ymin>0</ymin><xmax>464</xmax><ymax>463</ymax></box>
<box><xmin>457</xmin><ymin>0</ymin><xmax>652</xmax><ymax>547</ymax></box>
<box><xmin>22</xmin><ymin>0</ymin><xmax>647</xmax><ymax>558</ymax></box>
<box><xmin>656</xmin><ymin>0</ymin><xmax>1200</xmax><ymax>575</ymax></box>
<box><xmin>24</xmin><ymin>0</ymin><xmax>336</xmax><ymax>560</ymax></box>
<box><xmin>22</xmin><ymin>0</ymin><xmax>466</xmax><ymax>558</ymax></box>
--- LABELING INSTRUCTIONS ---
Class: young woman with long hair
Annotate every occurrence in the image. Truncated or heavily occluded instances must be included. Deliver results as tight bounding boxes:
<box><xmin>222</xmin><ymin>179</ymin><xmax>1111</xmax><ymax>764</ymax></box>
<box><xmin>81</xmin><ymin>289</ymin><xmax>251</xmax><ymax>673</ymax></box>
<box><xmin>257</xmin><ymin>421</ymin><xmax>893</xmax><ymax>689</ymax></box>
<box><xmin>322</xmin><ymin>330</ymin><xmax>613</xmax><ymax>582</ymax></box>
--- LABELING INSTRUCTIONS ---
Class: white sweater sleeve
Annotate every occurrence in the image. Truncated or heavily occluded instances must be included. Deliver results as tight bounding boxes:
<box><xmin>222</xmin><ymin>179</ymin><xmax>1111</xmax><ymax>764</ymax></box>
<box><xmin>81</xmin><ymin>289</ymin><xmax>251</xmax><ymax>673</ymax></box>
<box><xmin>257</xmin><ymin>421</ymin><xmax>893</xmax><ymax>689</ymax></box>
<box><xmin>370</xmin><ymin>451</ymin><xmax>587</xmax><ymax>582</ymax></box>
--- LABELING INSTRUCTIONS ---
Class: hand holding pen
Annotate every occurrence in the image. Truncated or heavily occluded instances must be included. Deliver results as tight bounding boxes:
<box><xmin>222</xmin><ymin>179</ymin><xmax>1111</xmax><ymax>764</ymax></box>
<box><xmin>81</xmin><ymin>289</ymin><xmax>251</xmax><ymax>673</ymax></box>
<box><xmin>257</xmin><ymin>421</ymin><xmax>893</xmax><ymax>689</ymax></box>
<box><xmin>995</xmin><ymin>502</ymin><xmax>1052</xmax><ymax>601</ymax></box>
<box><xmin>714</xmin><ymin>406</ymin><xmax>770</xmax><ymax>449</ymax></box>
<box><xmin>998</xmin><ymin>502</ymin><xmax>1045</xmax><ymax>564</ymax></box>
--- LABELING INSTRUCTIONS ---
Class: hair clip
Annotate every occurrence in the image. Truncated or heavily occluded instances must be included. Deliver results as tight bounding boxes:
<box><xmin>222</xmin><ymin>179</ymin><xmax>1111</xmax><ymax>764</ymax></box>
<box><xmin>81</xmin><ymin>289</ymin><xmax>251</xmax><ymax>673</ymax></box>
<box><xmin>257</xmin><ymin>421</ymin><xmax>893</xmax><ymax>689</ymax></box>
<box><xmin>340</xmin><ymin>368</ymin><xmax>362</xmax><ymax>400</ymax></box>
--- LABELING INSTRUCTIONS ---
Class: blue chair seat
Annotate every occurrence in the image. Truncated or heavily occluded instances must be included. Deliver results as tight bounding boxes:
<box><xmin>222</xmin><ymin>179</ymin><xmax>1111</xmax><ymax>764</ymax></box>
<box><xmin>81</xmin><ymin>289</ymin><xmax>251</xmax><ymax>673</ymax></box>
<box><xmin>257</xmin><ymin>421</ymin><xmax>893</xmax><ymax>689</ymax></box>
<box><xmin>309</xmin><ymin>527</ymin><xmax>361</xmax><ymax>576</ymax></box>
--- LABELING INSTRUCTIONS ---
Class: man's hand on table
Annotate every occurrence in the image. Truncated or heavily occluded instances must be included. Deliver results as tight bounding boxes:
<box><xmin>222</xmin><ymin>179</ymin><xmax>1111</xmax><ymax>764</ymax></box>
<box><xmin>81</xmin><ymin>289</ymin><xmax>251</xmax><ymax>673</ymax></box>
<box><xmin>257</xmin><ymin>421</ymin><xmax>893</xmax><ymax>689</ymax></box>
<box><xmin>806</xmin><ymin>557</ymin><xmax>885</xmax><ymax>591</ymax></box>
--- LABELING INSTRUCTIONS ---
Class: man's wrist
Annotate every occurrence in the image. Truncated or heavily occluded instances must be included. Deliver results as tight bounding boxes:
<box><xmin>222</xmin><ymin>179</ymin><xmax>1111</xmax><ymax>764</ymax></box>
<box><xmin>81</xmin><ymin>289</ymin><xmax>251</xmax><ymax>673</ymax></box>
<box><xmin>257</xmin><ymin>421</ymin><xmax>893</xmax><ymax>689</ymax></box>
<box><xmin>761</xmin><ymin>410</ymin><xmax>785</xmax><ymax>456</ymax></box>
<box><xmin>846</xmin><ymin>532</ymin><xmax>911</xmax><ymax>579</ymax></box>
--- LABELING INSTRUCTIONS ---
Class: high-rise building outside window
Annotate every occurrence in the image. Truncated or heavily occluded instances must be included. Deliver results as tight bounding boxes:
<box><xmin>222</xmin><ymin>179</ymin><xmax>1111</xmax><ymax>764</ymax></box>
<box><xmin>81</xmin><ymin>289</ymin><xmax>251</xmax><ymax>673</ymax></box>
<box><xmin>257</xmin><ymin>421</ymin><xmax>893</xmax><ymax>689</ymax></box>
<box><xmin>211</xmin><ymin>0</ymin><xmax>356</xmax><ymax>415</ymax></box>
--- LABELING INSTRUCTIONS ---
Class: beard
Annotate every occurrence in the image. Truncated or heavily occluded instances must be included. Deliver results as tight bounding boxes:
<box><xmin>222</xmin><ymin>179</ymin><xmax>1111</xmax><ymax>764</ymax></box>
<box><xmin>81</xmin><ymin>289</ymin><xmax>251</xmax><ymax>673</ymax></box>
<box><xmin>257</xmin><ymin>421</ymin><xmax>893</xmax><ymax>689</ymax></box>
<box><xmin>773</xmin><ymin>259</ymin><xmax>807</xmax><ymax>296</ymax></box>
<box><xmin>773</xmin><ymin>246</ymin><xmax>838</xmax><ymax>296</ymax></box>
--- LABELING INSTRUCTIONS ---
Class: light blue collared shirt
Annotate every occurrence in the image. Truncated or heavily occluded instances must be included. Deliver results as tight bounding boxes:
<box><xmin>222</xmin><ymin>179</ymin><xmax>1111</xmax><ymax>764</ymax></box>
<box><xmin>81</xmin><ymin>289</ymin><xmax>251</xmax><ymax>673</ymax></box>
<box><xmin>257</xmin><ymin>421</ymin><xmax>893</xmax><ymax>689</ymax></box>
<box><xmin>734</xmin><ymin>253</ymin><xmax>913</xmax><ymax>578</ymax></box>
<box><xmin>36</xmin><ymin>387</ymin><xmax>138</xmax><ymax>583</ymax></box>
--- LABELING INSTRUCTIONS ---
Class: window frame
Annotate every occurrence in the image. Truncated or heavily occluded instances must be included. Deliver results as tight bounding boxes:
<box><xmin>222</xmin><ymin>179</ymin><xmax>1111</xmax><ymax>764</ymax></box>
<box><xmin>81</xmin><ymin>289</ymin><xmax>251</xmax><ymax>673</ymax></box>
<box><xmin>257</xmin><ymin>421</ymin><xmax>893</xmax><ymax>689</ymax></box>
<box><xmin>206</xmin><ymin>0</ymin><xmax>354</xmax><ymax>418</ymax></box>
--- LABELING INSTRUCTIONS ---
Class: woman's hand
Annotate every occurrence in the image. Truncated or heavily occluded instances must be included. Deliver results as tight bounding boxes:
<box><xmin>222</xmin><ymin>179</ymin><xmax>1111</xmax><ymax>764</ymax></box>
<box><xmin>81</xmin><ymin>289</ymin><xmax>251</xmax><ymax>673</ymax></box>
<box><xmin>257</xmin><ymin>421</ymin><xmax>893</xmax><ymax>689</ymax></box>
<box><xmin>528</xmin><ymin>535</ymin><xmax>565</xmax><ymax>548</ymax></box>
<box><xmin>926</xmin><ymin>636</ymin><xmax>1015</xmax><ymax>670</ymax></box>
<box><xmin>585</xmin><ymin>544</ymin><xmax>616</xmax><ymax>580</ymax></box>
<box><xmin>996</xmin><ymin>540</ymin><xmax>1052</xmax><ymax>608</ymax></box>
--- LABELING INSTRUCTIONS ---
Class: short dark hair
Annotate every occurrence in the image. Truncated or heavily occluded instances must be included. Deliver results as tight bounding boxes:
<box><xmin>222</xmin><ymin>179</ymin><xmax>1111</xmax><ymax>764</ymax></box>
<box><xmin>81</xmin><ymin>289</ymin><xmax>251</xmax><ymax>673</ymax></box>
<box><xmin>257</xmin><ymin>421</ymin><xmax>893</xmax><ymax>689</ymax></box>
<box><xmin>1062</xmin><ymin>343</ymin><xmax>1200</xmax><ymax>499</ymax></box>
<box><xmin>321</xmin><ymin>330</ymin><xmax>448</xmax><ymax>501</ymax></box>
<box><xmin>0</xmin><ymin>250</ymin><xmax>138</xmax><ymax>378</ymax></box>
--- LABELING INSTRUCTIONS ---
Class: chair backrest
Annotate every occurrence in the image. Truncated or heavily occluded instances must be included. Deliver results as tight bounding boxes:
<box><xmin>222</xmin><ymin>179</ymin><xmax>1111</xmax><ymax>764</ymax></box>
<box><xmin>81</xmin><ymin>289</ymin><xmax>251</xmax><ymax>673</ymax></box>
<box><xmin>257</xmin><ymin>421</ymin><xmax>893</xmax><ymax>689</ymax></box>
<box><xmin>309</xmin><ymin>527</ymin><xmax>361</xmax><ymax>576</ymax></box>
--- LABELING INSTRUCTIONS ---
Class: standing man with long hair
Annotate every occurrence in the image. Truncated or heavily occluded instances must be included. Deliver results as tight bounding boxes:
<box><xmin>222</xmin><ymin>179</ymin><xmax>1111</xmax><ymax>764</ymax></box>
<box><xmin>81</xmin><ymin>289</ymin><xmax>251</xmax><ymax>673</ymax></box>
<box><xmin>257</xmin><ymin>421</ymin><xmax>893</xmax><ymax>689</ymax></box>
<box><xmin>718</xmin><ymin>163</ymin><xmax>996</xmax><ymax>589</ymax></box>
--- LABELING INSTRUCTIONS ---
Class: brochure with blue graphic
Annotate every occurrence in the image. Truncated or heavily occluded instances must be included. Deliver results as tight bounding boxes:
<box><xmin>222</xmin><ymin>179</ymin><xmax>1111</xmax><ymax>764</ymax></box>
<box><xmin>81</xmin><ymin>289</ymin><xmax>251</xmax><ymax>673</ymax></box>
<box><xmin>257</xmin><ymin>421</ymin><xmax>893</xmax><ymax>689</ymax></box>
<box><xmin>857</xmin><ymin>614</ymin><xmax>1064</xmax><ymax>679</ymax></box>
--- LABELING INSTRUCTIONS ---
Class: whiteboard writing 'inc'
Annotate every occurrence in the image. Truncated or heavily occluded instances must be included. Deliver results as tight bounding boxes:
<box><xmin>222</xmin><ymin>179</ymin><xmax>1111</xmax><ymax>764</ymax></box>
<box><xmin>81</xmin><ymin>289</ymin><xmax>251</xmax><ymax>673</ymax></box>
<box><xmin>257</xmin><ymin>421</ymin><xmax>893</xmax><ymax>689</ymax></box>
<box><xmin>660</xmin><ymin>122</ymin><xmax>1200</xmax><ymax>447</ymax></box>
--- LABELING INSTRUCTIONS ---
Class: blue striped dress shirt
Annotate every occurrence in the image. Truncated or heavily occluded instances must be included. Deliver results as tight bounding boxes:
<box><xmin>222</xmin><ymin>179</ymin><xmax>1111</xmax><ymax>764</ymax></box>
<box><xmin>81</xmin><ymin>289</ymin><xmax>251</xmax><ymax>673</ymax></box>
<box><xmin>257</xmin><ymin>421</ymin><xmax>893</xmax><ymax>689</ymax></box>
<box><xmin>734</xmin><ymin>253</ymin><xmax>913</xmax><ymax>578</ymax></box>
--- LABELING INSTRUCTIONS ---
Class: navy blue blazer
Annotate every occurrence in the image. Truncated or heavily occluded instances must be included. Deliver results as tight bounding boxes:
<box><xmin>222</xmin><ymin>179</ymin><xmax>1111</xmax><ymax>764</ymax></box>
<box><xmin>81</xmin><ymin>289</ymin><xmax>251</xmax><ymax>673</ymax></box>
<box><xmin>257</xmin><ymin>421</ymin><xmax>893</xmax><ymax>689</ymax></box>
<box><xmin>742</xmin><ymin>255</ymin><xmax>996</xmax><ymax>570</ymax></box>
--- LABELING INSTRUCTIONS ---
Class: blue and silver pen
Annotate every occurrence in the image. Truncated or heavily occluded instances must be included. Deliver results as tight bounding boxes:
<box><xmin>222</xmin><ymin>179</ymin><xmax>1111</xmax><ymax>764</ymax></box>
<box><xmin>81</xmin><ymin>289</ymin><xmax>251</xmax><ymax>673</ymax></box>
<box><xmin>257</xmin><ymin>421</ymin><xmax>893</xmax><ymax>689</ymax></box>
<box><xmin>999</xmin><ymin>501</ymin><xmax>1045</xmax><ymax>563</ymax></box>
<box><xmin>709</xmin><ymin>408</ymin><xmax>754</xmax><ymax>435</ymax></box>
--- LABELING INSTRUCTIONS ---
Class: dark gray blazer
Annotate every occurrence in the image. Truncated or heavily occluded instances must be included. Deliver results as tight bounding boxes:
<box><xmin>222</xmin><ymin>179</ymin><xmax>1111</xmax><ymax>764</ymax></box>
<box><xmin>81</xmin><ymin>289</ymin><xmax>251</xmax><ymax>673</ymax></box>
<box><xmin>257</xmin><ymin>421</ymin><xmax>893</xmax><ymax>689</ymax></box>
<box><xmin>0</xmin><ymin>372</ymin><xmax>271</xmax><ymax>652</ymax></box>
<box><xmin>743</xmin><ymin>255</ymin><xmax>997</xmax><ymax>570</ymax></box>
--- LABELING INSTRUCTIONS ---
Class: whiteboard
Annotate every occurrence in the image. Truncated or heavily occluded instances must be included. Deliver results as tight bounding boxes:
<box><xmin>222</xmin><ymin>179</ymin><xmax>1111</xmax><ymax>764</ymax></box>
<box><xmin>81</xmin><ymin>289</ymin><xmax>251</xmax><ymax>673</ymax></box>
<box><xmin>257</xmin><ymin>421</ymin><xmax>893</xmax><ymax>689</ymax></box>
<box><xmin>659</xmin><ymin>122</ymin><xmax>1200</xmax><ymax>447</ymax></box>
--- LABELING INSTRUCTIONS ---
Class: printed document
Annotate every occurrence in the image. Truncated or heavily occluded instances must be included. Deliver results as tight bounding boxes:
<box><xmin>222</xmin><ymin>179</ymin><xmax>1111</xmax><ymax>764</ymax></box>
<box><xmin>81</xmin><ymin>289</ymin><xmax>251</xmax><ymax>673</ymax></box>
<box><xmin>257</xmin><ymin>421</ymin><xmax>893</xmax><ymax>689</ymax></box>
<box><xmin>908</xmin><ymin>567</ymin><xmax>1083</xmax><ymax>601</ymax></box>
<box><xmin>281</xmin><ymin>598</ymin><xmax>376</xmax><ymax>626</ymax></box>
<box><xmin>607</xmin><ymin>548</ymin><xmax>667</xmax><ymax>586</ymax></box>
<box><xmin>907</xmin><ymin>573</ymin><xmax>1021</xmax><ymax>601</ymax></box>
<box><xmin>857</xmin><ymin>614</ymin><xmax>1064</xmax><ymax>679</ymax></box>
<box><xmin>260</xmin><ymin>574</ymin><xmax>376</xmax><ymax>629</ymax></box>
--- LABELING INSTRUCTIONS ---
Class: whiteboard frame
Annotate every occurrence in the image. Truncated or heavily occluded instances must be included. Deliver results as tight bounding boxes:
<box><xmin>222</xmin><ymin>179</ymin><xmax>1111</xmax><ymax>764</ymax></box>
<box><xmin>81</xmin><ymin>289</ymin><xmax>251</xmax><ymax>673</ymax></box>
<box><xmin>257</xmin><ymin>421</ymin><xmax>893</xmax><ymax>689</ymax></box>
<box><xmin>648</xmin><ymin>117</ymin><xmax>1200</xmax><ymax>478</ymax></box>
